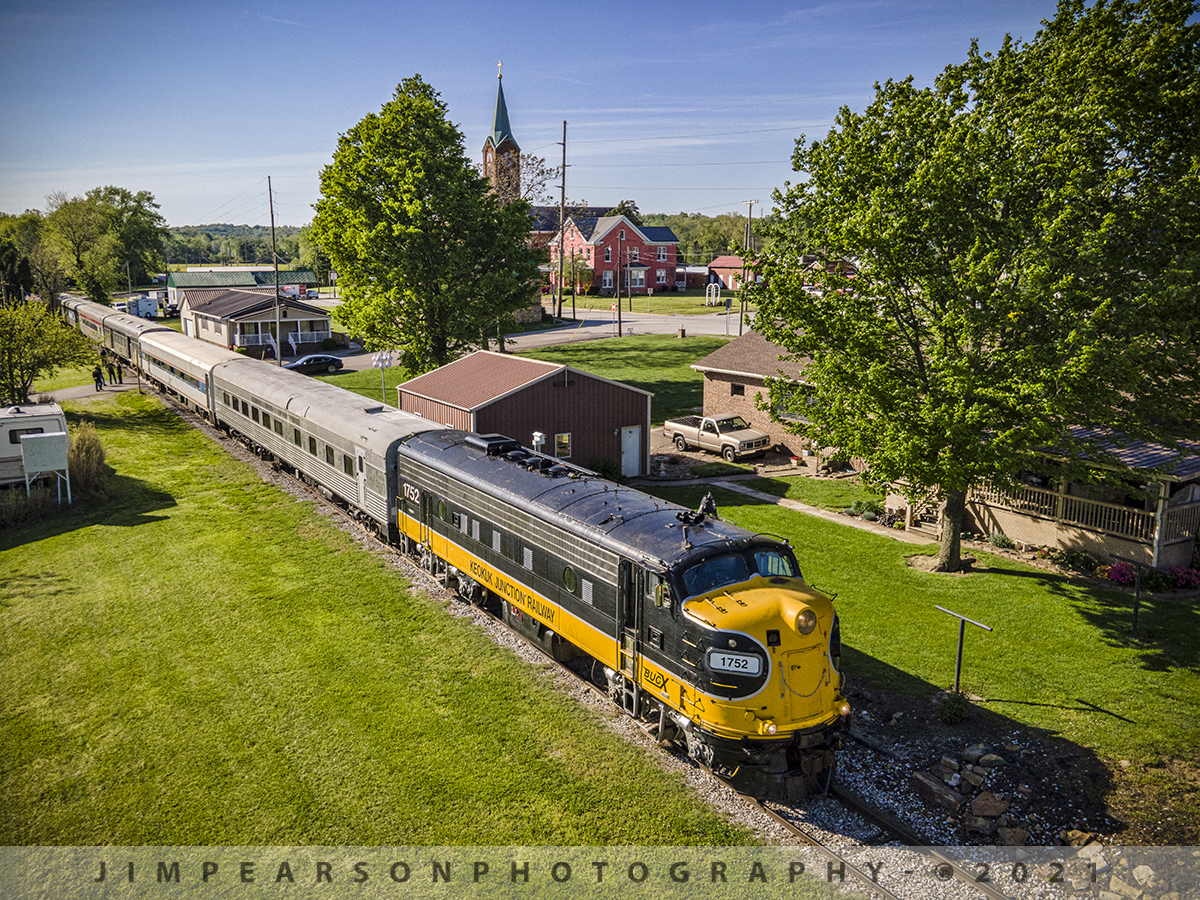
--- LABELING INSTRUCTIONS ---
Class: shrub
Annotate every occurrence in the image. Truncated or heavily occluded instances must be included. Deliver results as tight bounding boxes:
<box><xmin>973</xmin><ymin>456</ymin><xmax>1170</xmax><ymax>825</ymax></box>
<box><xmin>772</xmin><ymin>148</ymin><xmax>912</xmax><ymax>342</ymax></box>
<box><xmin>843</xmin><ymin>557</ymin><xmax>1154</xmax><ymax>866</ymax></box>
<box><xmin>843</xmin><ymin>507</ymin><xmax>857</xmax><ymax>517</ymax></box>
<box><xmin>851</xmin><ymin>498</ymin><xmax>883</xmax><ymax>517</ymax></box>
<box><xmin>0</xmin><ymin>485</ymin><xmax>58</xmax><ymax>529</ymax></box>
<box><xmin>1170</xmin><ymin>567</ymin><xmax>1200</xmax><ymax>590</ymax></box>
<box><xmin>988</xmin><ymin>532</ymin><xmax>1016</xmax><ymax>550</ymax></box>
<box><xmin>937</xmin><ymin>691</ymin><xmax>971</xmax><ymax>725</ymax></box>
<box><xmin>68</xmin><ymin>422</ymin><xmax>108</xmax><ymax>497</ymax></box>
<box><xmin>321</xmin><ymin>337</ymin><xmax>338</xmax><ymax>350</ymax></box>
<box><xmin>1106</xmin><ymin>560</ymin><xmax>1138</xmax><ymax>586</ymax></box>
<box><xmin>862</xmin><ymin>511</ymin><xmax>878</xmax><ymax>522</ymax></box>
<box><xmin>1143</xmin><ymin>569</ymin><xmax>1174</xmax><ymax>593</ymax></box>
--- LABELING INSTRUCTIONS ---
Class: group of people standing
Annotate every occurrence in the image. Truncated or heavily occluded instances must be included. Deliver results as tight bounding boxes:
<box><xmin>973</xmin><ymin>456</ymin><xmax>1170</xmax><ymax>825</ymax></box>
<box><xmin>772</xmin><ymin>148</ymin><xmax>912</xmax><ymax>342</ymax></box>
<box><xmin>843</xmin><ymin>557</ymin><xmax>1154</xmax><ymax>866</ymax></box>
<box><xmin>92</xmin><ymin>356</ymin><xmax>124</xmax><ymax>391</ymax></box>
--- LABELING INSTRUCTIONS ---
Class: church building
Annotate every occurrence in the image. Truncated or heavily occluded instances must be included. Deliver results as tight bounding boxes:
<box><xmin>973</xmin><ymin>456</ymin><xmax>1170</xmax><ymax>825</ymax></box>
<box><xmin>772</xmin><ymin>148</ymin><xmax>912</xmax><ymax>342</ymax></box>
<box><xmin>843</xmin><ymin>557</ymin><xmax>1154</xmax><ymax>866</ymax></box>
<box><xmin>482</xmin><ymin>66</ymin><xmax>521</xmax><ymax>203</ymax></box>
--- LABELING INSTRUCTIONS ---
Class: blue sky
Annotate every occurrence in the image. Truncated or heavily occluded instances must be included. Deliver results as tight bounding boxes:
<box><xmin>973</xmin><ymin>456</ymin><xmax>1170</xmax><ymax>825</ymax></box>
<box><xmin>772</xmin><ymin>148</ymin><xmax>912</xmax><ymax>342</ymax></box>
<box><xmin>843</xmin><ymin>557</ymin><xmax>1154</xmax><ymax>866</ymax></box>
<box><xmin>0</xmin><ymin>0</ymin><xmax>1060</xmax><ymax>228</ymax></box>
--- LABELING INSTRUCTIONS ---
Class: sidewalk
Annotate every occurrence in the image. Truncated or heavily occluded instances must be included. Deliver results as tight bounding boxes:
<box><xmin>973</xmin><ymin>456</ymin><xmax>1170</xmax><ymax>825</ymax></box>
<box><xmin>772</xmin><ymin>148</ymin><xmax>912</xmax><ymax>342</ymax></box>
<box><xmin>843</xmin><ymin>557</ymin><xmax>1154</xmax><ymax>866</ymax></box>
<box><xmin>49</xmin><ymin>382</ymin><xmax>137</xmax><ymax>403</ymax></box>
<box><xmin>630</xmin><ymin>472</ymin><xmax>935</xmax><ymax>546</ymax></box>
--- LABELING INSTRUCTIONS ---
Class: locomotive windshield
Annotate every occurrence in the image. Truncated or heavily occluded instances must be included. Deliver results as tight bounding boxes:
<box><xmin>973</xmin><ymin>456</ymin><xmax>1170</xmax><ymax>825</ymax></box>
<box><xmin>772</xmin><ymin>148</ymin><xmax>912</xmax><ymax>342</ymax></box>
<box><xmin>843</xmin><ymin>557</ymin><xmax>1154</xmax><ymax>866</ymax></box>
<box><xmin>681</xmin><ymin>544</ymin><xmax>801</xmax><ymax>598</ymax></box>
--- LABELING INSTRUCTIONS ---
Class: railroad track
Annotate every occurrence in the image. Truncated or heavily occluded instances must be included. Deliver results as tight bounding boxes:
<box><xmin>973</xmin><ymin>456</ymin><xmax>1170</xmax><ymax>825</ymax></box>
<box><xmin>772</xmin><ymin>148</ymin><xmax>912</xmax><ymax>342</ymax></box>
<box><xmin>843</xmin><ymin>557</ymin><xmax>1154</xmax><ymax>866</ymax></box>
<box><xmin>180</xmin><ymin>395</ymin><xmax>1020</xmax><ymax>900</ymax></box>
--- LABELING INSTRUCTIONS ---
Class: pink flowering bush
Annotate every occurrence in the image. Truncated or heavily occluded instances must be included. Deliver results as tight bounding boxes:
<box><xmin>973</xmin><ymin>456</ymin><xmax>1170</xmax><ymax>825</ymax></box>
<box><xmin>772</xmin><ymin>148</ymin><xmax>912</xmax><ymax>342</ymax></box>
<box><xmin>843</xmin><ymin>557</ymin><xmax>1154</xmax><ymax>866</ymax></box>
<box><xmin>1106</xmin><ymin>560</ymin><xmax>1138</xmax><ymax>586</ymax></box>
<box><xmin>1171</xmin><ymin>567</ymin><xmax>1200</xmax><ymax>590</ymax></box>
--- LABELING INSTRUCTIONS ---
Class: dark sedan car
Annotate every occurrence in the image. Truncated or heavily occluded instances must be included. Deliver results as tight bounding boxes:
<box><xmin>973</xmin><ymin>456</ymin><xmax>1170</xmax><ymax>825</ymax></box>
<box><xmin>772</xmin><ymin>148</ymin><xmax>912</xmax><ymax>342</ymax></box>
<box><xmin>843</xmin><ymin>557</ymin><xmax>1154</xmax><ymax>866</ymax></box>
<box><xmin>284</xmin><ymin>354</ymin><xmax>344</xmax><ymax>375</ymax></box>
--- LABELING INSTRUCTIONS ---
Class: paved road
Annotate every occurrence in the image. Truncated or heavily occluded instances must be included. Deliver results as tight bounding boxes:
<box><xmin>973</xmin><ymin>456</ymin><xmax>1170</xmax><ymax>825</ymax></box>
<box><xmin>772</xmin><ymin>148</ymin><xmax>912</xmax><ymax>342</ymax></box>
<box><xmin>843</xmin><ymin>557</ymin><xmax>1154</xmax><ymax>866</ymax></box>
<box><xmin>324</xmin><ymin>301</ymin><xmax>752</xmax><ymax>371</ymax></box>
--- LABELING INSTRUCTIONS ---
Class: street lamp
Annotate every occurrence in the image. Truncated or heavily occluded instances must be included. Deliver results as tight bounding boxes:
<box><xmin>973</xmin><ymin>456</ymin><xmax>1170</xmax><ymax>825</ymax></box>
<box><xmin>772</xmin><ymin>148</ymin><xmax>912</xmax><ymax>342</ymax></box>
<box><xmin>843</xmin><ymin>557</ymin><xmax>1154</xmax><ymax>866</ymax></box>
<box><xmin>372</xmin><ymin>350</ymin><xmax>394</xmax><ymax>405</ymax></box>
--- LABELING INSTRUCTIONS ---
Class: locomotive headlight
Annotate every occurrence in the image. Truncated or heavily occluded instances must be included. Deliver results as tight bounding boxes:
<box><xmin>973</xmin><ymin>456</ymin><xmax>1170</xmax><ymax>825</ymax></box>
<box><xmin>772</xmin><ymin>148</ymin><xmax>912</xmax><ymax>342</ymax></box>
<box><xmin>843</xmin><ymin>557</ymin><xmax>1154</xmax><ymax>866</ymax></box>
<box><xmin>839</xmin><ymin>702</ymin><xmax>852</xmax><ymax>717</ymax></box>
<box><xmin>794</xmin><ymin>608</ymin><xmax>817</xmax><ymax>635</ymax></box>
<box><xmin>757</xmin><ymin>719</ymin><xmax>778</xmax><ymax>736</ymax></box>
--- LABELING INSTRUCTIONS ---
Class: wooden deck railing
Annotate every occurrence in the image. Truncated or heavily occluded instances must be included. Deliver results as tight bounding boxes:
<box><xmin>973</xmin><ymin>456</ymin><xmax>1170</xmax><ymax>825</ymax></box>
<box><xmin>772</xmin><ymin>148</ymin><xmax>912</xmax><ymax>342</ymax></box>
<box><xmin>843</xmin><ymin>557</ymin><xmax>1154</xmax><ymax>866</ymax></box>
<box><xmin>970</xmin><ymin>483</ymin><xmax>1158</xmax><ymax>541</ymax></box>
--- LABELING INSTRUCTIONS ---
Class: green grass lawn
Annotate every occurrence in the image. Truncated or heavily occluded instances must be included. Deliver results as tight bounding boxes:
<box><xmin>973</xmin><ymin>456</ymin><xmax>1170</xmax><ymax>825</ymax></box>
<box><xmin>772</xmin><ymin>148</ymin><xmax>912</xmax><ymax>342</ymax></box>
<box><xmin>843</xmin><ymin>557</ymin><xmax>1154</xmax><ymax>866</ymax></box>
<box><xmin>32</xmin><ymin>364</ymin><xmax>96</xmax><ymax>394</ymax></box>
<box><xmin>521</xmin><ymin>334</ymin><xmax>727</xmax><ymax>426</ymax></box>
<box><xmin>561</xmin><ymin>290</ymin><xmax>754</xmax><ymax>318</ymax></box>
<box><xmin>645</xmin><ymin>484</ymin><xmax>1200</xmax><ymax>766</ymax></box>
<box><xmin>0</xmin><ymin>393</ymin><xmax>752</xmax><ymax>846</ymax></box>
<box><xmin>741</xmin><ymin>475</ymin><xmax>884</xmax><ymax>512</ymax></box>
<box><xmin>315</xmin><ymin>334</ymin><xmax>725</xmax><ymax>426</ymax></box>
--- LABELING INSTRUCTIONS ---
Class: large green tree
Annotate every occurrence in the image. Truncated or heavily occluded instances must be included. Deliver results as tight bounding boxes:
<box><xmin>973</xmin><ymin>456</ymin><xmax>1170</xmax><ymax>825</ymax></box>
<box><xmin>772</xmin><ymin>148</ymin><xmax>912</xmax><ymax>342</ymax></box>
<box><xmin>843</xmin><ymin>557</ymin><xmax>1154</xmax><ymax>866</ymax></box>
<box><xmin>754</xmin><ymin>0</ymin><xmax>1200</xmax><ymax>571</ymax></box>
<box><xmin>45</xmin><ymin>187</ymin><xmax>167</xmax><ymax>303</ymax></box>
<box><xmin>0</xmin><ymin>301</ymin><xmax>98</xmax><ymax>405</ymax></box>
<box><xmin>312</xmin><ymin>76</ymin><xmax>540</xmax><ymax>373</ymax></box>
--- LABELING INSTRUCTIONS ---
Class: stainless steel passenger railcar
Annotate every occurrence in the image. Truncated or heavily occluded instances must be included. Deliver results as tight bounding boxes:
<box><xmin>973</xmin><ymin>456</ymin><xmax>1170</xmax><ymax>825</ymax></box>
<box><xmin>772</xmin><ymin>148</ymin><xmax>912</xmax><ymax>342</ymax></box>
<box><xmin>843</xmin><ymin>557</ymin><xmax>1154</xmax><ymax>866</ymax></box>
<box><xmin>64</xmin><ymin>300</ymin><xmax>849</xmax><ymax>797</ymax></box>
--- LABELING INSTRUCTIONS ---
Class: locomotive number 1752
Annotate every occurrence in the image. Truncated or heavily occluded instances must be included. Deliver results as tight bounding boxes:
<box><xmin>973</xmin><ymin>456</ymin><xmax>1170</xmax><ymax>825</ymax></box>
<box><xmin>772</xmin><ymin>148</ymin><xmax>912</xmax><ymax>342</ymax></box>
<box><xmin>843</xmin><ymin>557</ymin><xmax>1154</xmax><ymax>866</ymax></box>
<box><xmin>707</xmin><ymin>651</ymin><xmax>762</xmax><ymax>676</ymax></box>
<box><xmin>402</xmin><ymin>483</ymin><xmax>420</xmax><ymax>505</ymax></box>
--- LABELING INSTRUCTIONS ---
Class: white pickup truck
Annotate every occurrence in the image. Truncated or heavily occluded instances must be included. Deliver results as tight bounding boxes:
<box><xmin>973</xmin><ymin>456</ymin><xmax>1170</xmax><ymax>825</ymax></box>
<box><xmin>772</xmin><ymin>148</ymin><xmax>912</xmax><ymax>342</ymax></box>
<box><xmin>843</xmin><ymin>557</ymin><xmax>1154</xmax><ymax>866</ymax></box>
<box><xmin>663</xmin><ymin>414</ymin><xmax>771</xmax><ymax>462</ymax></box>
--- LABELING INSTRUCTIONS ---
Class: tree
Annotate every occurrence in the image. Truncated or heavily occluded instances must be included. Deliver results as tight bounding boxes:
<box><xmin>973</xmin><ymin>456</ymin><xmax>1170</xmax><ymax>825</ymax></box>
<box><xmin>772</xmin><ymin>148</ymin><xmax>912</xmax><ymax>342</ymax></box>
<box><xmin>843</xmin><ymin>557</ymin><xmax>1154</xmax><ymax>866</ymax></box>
<box><xmin>0</xmin><ymin>301</ymin><xmax>98</xmax><ymax>404</ymax></box>
<box><xmin>311</xmin><ymin>76</ymin><xmax>540</xmax><ymax>373</ymax></box>
<box><xmin>0</xmin><ymin>211</ymin><xmax>69</xmax><ymax>311</ymax></box>
<box><xmin>87</xmin><ymin>186</ymin><xmax>169</xmax><ymax>286</ymax></box>
<box><xmin>608</xmin><ymin>199</ymin><xmax>643</xmax><ymax>226</ymax></box>
<box><xmin>44</xmin><ymin>187</ymin><xmax>168</xmax><ymax>302</ymax></box>
<box><xmin>753</xmin><ymin>0</ymin><xmax>1200</xmax><ymax>571</ymax></box>
<box><xmin>298</xmin><ymin>225</ymin><xmax>331</xmax><ymax>286</ymax></box>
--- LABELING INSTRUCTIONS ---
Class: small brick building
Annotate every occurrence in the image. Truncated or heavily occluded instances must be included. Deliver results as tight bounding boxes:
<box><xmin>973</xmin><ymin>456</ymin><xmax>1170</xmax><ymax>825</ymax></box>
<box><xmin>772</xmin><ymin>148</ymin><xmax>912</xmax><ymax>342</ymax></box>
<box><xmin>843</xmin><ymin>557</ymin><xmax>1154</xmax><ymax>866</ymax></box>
<box><xmin>690</xmin><ymin>330</ymin><xmax>809</xmax><ymax>456</ymax></box>
<box><xmin>398</xmin><ymin>351</ymin><xmax>652</xmax><ymax>476</ymax></box>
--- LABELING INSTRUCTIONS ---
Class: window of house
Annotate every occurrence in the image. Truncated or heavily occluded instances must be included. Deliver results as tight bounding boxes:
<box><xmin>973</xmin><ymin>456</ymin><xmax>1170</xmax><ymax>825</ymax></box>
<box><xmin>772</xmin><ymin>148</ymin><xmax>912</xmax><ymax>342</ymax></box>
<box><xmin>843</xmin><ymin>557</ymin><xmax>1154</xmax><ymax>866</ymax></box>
<box><xmin>602</xmin><ymin>270</ymin><xmax>613</xmax><ymax>289</ymax></box>
<box><xmin>619</xmin><ymin>229</ymin><xmax>625</xmax><ymax>239</ymax></box>
<box><xmin>555</xmin><ymin>433</ymin><xmax>571</xmax><ymax>458</ymax></box>
<box><xmin>732</xmin><ymin>383</ymin><xmax>745</xmax><ymax>396</ymax></box>
<box><xmin>658</xmin><ymin>247</ymin><xmax>667</xmax><ymax>261</ymax></box>
<box><xmin>604</xmin><ymin>247</ymin><xmax>611</xmax><ymax>263</ymax></box>
<box><xmin>657</xmin><ymin>269</ymin><xmax>667</xmax><ymax>284</ymax></box>
<box><xmin>631</xmin><ymin>248</ymin><xmax>639</xmax><ymax>262</ymax></box>
<box><xmin>629</xmin><ymin>270</ymin><xmax>645</xmax><ymax>288</ymax></box>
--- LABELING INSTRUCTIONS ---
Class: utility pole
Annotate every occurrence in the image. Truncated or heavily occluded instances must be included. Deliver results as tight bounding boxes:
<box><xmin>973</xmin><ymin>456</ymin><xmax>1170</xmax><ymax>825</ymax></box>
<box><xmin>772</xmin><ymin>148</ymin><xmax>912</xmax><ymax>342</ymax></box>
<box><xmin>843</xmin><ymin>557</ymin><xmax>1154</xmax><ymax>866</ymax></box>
<box><xmin>557</xmin><ymin>120</ymin><xmax>567</xmax><ymax>320</ymax></box>
<box><xmin>741</xmin><ymin>200</ymin><xmax>759</xmax><ymax>337</ymax></box>
<box><xmin>269</xmin><ymin>175</ymin><xmax>281</xmax><ymax>366</ymax></box>
<box><xmin>616</xmin><ymin>232</ymin><xmax>623</xmax><ymax>336</ymax></box>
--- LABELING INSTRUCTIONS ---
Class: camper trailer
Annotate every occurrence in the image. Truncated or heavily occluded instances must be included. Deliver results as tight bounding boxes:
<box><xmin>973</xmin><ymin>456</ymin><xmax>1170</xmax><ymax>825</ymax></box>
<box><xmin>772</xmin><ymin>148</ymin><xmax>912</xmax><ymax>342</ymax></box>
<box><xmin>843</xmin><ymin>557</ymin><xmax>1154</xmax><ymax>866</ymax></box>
<box><xmin>1</xmin><ymin>403</ymin><xmax>70</xmax><ymax>486</ymax></box>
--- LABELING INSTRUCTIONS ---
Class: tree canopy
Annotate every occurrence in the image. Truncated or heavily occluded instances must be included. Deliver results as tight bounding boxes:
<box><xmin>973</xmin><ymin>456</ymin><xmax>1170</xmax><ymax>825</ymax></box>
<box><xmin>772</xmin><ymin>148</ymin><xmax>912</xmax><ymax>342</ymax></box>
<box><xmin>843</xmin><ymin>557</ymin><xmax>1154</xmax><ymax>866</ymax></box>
<box><xmin>0</xmin><ymin>301</ymin><xmax>98</xmax><ymax>405</ymax></box>
<box><xmin>753</xmin><ymin>0</ymin><xmax>1200</xmax><ymax>570</ymax></box>
<box><xmin>311</xmin><ymin>76</ymin><xmax>540</xmax><ymax>373</ymax></box>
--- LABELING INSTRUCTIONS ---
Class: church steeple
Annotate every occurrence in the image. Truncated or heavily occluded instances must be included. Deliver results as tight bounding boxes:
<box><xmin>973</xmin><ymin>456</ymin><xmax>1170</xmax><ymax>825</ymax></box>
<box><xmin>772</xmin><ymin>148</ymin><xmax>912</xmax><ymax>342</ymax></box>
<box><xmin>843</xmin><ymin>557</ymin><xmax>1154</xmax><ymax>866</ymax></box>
<box><xmin>483</xmin><ymin>62</ymin><xmax>520</xmax><ymax>200</ymax></box>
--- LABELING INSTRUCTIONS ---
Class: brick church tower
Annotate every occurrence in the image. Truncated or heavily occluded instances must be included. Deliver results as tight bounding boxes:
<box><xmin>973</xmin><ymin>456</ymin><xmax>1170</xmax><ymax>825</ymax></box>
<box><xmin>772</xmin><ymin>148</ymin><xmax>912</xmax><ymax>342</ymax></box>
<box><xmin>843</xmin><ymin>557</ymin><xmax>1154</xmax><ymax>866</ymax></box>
<box><xmin>482</xmin><ymin>64</ymin><xmax>520</xmax><ymax>202</ymax></box>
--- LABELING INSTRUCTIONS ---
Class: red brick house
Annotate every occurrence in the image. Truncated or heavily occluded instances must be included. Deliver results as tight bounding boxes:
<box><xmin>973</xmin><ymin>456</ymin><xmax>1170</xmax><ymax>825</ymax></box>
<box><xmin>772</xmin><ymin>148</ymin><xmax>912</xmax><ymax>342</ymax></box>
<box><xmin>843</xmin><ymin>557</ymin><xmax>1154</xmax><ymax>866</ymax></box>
<box><xmin>397</xmin><ymin>351</ymin><xmax>652</xmax><ymax>477</ymax></box>
<box><xmin>708</xmin><ymin>255</ymin><xmax>760</xmax><ymax>291</ymax></box>
<box><xmin>549</xmin><ymin>215</ymin><xmax>680</xmax><ymax>295</ymax></box>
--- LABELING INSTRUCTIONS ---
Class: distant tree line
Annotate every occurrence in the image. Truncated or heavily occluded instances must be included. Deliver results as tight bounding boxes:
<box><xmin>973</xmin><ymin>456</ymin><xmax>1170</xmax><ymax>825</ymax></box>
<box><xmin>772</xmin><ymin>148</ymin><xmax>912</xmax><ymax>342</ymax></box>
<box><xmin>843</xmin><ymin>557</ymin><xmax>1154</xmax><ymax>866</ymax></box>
<box><xmin>1</xmin><ymin>186</ymin><xmax>169</xmax><ymax>307</ymax></box>
<box><xmin>165</xmin><ymin>224</ymin><xmax>332</xmax><ymax>285</ymax></box>
<box><xmin>642</xmin><ymin>211</ymin><xmax>777</xmax><ymax>266</ymax></box>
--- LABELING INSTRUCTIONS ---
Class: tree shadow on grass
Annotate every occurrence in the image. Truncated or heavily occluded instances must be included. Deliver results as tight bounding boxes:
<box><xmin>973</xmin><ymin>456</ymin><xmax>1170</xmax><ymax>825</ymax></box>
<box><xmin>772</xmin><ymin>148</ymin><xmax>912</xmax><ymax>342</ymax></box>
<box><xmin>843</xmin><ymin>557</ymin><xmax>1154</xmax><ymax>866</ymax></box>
<box><xmin>971</xmin><ymin>561</ymin><xmax>1200</xmax><ymax>674</ymax></box>
<box><xmin>841</xmin><ymin>646</ymin><xmax>1127</xmax><ymax>839</ymax></box>
<box><xmin>0</xmin><ymin>472</ymin><xmax>176</xmax><ymax>551</ymax></box>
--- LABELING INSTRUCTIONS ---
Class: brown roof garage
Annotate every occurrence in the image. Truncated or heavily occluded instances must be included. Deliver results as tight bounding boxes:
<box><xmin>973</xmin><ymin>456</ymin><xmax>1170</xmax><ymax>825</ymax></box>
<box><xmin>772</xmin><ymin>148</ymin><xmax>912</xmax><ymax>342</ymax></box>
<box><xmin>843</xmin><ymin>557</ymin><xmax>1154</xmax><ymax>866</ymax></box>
<box><xmin>398</xmin><ymin>351</ymin><xmax>652</xmax><ymax>477</ymax></box>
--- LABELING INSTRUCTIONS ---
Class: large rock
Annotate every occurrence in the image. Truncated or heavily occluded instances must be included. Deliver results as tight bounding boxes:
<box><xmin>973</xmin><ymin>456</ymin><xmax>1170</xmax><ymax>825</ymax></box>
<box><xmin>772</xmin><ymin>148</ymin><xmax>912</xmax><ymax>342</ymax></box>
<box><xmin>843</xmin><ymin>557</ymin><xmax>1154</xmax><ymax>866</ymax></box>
<box><xmin>1108</xmin><ymin>876</ymin><xmax>1141</xmax><ymax>899</ymax></box>
<box><xmin>911</xmin><ymin>771</ymin><xmax>966</xmax><ymax>813</ymax></box>
<box><xmin>997</xmin><ymin>826</ymin><xmax>1028</xmax><ymax>846</ymax></box>
<box><xmin>962</xmin><ymin>744</ymin><xmax>987</xmax><ymax>764</ymax></box>
<box><xmin>963</xmin><ymin>814</ymin><xmax>997</xmax><ymax>837</ymax></box>
<box><xmin>971</xmin><ymin>791</ymin><xmax>1011</xmax><ymax>817</ymax></box>
<box><xmin>979</xmin><ymin>753</ymin><xmax>1005</xmax><ymax>767</ymax></box>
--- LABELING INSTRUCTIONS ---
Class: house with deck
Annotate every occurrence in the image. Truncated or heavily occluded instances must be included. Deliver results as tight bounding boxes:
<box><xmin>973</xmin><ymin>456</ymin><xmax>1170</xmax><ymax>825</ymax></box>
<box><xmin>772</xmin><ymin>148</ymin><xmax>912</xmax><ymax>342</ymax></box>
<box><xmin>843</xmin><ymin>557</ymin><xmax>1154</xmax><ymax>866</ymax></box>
<box><xmin>179</xmin><ymin>289</ymin><xmax>333</xmax><ymax>360</ymax></box>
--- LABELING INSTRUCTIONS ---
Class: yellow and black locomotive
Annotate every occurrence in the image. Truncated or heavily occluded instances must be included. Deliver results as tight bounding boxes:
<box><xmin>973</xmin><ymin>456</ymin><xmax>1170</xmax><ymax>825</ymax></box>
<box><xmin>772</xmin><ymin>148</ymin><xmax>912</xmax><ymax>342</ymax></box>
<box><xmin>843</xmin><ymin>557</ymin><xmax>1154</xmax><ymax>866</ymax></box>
<box><xmin>395</xmin><ymin>432</ymin><xmax>849</xmax><ymax>797</ymax></box>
